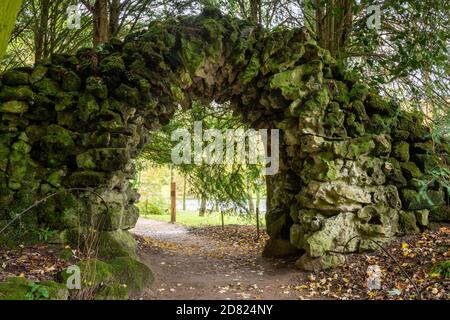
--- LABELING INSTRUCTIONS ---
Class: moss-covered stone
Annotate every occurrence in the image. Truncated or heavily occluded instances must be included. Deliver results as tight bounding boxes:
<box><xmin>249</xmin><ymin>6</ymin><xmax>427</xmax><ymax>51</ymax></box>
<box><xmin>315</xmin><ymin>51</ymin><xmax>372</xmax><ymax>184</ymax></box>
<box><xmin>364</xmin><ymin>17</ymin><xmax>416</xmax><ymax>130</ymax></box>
<box><xmin>2</xmin><ymin>70</ymin><xmax>29</xmax><ymax>86</ymax></box>
<box><xmin>61</xmin><ymin>71</ymin><xmax>81</xmax><ymax>92</ymax></box>
<box><xmin>0</xmin><ymin>277</ymin><xmax>68</xmax><ymax>300</ymax></box>
<box><xmin>0</xmin><ymin>100</ymin><xmax>28</xmax><ymax>113</ymax></box>
<box><xmin>58</xmin><ymin>256</ymin><xmax>152</xmax><ymax>299</ymax></box>
<box><xmin>392</xmin><ymin>141</ymin><xmax>410</xmax><ymax>162</ymax></box>
<box><xmin>399</xmin><ymin>210</ymin><xmax>420</xmax><ymax>234</ymax></box>
<box><xmin>0</xmin><ymin>85</ymin><xmax>34</xmax><ymax>101</ymax></box>
<box><xmin>429</xmin><ymin>205</ymin><xmax>450</xmax><ymax>222</ymax></box>
<box><xmin>97</xmin><ymin>230</ymin><xmax>137</xmax><ymax>259</ymax></box>
<box><xmin>100</xmin><ymin>54</ymin><xmax>126</xmax><ymax>75</ymax></box>
<box><xmin>400</xmin><ymin>188</ymin><xmax>445</xmax><ymax>210</ymax></box>
<box><xmin>400</xmin><ymin>161</ymin><xmax>422</xmax><ymax>179</ymax></box>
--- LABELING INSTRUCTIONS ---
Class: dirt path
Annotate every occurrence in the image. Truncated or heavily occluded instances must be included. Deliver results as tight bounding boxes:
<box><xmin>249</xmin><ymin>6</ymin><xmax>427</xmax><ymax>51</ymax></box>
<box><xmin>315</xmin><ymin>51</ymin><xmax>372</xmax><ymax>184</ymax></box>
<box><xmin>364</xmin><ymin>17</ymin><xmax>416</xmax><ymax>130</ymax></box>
<box><xmin>130</xmin><ymin>217</ymin><xmax>314</xmax><ymax>300</ymax></box>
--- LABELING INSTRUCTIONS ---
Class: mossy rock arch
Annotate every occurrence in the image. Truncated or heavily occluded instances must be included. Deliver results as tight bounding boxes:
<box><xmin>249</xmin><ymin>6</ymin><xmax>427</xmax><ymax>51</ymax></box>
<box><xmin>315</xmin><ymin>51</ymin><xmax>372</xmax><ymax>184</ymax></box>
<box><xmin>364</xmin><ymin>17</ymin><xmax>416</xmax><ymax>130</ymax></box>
<box><xmin>0</xmin><ymin>8</ymin><xmax>448</xmax><ymax>270</ymax></box>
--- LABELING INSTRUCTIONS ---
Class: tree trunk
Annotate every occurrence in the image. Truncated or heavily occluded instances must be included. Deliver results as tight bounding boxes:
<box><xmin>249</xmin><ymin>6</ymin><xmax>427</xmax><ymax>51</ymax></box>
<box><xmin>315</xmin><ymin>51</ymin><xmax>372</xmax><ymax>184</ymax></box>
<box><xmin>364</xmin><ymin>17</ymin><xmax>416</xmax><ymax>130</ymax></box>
<box><xmin>108</xmin><ymin>0</ymin><xmax>120</xmax><ymax>38</ymax></box>
<box><xmin>182</xmin><ymin>174</ymin><xmax>187</xmax><ymax>211</ymax></box>
<box><xmin>247</xmin><ymin>178</ymin><xmax>254</xmax><ymax>214</ymax></box>
<box><xmin>93</xmin><ymin>0</ymin><xmax>109</xmax><ymax>45</ymax></box>
<box><xmin>34</xmin><ymin>0</ymin><xmax>50</xmax><ymax>62</ymax></box>
<box><xmin>265</xmin><ymin>133</ymin><xmax>273</xmax><ymax>214</ymax></box>
<box><xmin>255</xmin><ymin>189</ymin><xmax>260</xmax><ymax>239</ymax></box>
<box><xmin>199</xmin><ymin>196</ymin><xmax>206</xmax><ymax>217</ymax></box>
<box><xmin>314</xmin><ymin>0</ymin><xmax>353</xmax><ymax>58</ymax></box>
<box><xmin>0</xmin><ymin>0</ymin><xmax>23</xmax><ymax>59</ymax></box>
<box><xmin>249</xmin><ymin>0</ymin><xmax>261</xmax><ymax>24</ymax></box>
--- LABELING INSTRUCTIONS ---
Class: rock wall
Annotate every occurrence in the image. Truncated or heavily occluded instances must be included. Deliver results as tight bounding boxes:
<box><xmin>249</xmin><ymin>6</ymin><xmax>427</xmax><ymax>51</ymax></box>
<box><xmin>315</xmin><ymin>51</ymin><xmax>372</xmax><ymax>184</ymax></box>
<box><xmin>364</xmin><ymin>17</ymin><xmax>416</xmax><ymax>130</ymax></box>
<box><xmin>0</xmin><ymin>8</ymin><xmax>448</xmax><ymax>267</ymax></box>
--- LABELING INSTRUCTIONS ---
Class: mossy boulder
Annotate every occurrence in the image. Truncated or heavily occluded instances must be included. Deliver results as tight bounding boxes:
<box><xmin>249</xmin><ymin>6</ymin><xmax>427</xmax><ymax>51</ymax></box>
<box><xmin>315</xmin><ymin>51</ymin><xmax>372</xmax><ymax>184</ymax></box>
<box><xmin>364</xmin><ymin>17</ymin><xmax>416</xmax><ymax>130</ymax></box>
<box><xmin>0</xmin><ymin>85</ymin><xmax>34</xmax><ymax>101</ymax></box>
<box><xmin>2</xmin><ymin>70</ymin><xmax>29</xmax><ymax>86</ymax></box>
<box><xmin>97</xmin><ymin>230</ymin><xmax>138</xmax><ymax>259</ymax></box>
<box><xmin>429</xmin><ymin>205</ymin><xmax>450</xmax><ymax>222</ymax></box>
<box><xmin>400</xmin><ymin>188</ymin><xmax>445</xmax><ymax>210</ymax></box>
<box><xmin>0</xmin><ymin>277</ymin><xmax>68</xmax><ymax>300</ymax></box>
<box><xmin>399</xmin><ymin>210</ymin><xmax>420</xmax><ymax>234</ymax></box>
<box><xmin>58</xmin><ymin>256</ymin><xmax>153</xmax><ymax>299</ymax></box>
<box><xmin>400</xmin><ymin>161</ymin><xmax>422</xmax><ymax>179</ymax></box>
<box><xmin>0</xmin><ymin>100</ymin><xmax>28</xmax><ymax>113</ymax></box>
<box><xmin>392</xmin><ymin>141</ymin><xmax>410</xmax><ymax>162</ymax></box>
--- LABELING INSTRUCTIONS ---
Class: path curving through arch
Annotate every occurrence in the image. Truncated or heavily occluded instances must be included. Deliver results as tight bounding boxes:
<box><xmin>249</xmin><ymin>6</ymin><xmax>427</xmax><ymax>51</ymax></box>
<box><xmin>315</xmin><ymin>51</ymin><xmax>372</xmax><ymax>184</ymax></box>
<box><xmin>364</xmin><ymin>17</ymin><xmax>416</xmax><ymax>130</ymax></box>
<box><xmin>130</xmin><ymin>217</ymin><xmax>318</xmax><ymax>300</ymax></box>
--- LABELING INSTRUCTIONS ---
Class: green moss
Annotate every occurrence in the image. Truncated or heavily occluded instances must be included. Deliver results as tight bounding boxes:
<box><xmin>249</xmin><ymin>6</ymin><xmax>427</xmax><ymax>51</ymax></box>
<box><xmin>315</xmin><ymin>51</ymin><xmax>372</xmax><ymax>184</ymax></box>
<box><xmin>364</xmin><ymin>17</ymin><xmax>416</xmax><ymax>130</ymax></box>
<box><xmin>366</xmin><ymin>94</ymin><xmax>397</xmax><ymax>116</ymax></box>
<box><xmin>114</xmin><ymin>84</ymin><xmax>139</xmax><ymax>106</ymax></box>
<box><xmin>61</xmin><ymin>71</ymin><xmax>81</xmax><ymax>92</ymax></box>
<box><xmin>413</xmin><ymin>141</ymin><xmax>434</xmax><ymax>154</ymax></box>
<box><xmin>109</xmin><ymin>257</ymin><xmax>153</xmax><ymax>292</ymax></box>
<box><xmin>329</xmin><ymin>80</ymin><xmax>349</xmax><ymax>105</ymax></box>
<box><xmin>100</xmin><ymin>54</ymin><xmax>126</xmax><ymax>75</ymax></box>
<box><xmin>351</xmin><ymin>100</ymin><xmax>369</xmax><ymax>121</ymax></box>
<box><xmin>32</xmin><ymin>78</ymin><xmax>60</xmax><ymax>96</ymax></box>
<box><xmin>86</xmin><ymin>76</ymin><xmax>108</xmax><ymax>99</ymax></box>
<box><xmin>69</xmin><ymin>171</ymin><xmax>108</xmax><ymax>187</ymax></box>
<box><xmin>429</xmin><ymin>205</ymin><xmax>450</xmax><ymax>222</ymax></box>
<box><xmin>366</xmin><ymin>113</ymin><xmax>393</xmax><ymax>134</ymax></box>
<box><xmin>0</xmin><ymin>100</ymin><xmax>28</xmax><ymax>113</ymax></box>
<box><xmin>400</xmin><ymin>161</ymin><xmax>422</xmax><ymax>179</ymax></box>
<box><xmin>0</xmin><ymin>277</ymin><xmax>68</xmax><ymax>300</ymax></box>
<box><xmin>399</xmin><ymin>210</ymin><xmax>420</xmax><ymax>234</ymax></box>
<box><xmin>180</xmin><ymin>37</ymin><xmax>206</xmax><ymax>76</ymax></box>
<box><xmin>384</xmin><ymin>158</ymin><xmax>407</xmax><ymax>187</ymax></box>
<box><xmin>2</xmin><ymin>70</ymin><xmax>29</xmax><ymax>86</ymax></box>
<box><xmin>238</xmin><ymin>54</ymin><xmax>260</xmax><ymax>85</ymax></box>
<box><xmin>400</xmin><ymin>188</ymin><xmax>445</xmax><ymax>210</ymax></box>
<box><xmin>0</xmin><ymin>277</ymin><xmax>29</xmax><ymax>300</ymax></box>
<box><xmin>59</xmin><ymin>256</ymin><xmax>152</xmax><ymax>299</ymax></box>
<box><xmin>30</xmin><ymin>64</ymin><xmax>48</xmax><ymax>84</ymax></box>
<box><xmin>392</xmin><ymin>141</ymin><xmax>410</xmax><ymax>162</ymax></box>
<box><xmin>349</xmin><ymin>83</ymin><xmax>369</xmax><ymax>101</ymax></box>
<box><xmin>345</xmin><ymin>113</ymin><xmax>365</xmax><ymax>137</ymax></box>
<box><xmin>97</xmin><ymin>230</ymin><xmax>137</xmax><ymax>259</ymax></box>
<box><xmin>333</xmin><ymin>136</ymin><xmax>375</xmax><ymax>159</ymax></box>
<box><xmin>77</xmin><ymin>93</ymin><xmax>99</xmax><ymax>121</ymax></box>
<box><xmin>0</xmin><ymin>85</ymin><xmax>34</xmax><ymax>101</ymax></box>
<box><xmin>269</xmin><ymin>60</ymin><xmax>323</xmax><ymax>100</ymax></box>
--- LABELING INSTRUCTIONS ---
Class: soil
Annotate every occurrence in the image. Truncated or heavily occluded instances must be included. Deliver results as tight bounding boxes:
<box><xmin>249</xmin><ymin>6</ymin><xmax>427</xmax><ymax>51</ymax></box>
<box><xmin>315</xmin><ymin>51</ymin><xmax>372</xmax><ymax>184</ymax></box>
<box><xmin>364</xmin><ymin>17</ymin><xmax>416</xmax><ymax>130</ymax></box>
<box><xmin>131</xmin><ymin>218</ymin><xmax>317</xmax><ymax>300</ymax></box>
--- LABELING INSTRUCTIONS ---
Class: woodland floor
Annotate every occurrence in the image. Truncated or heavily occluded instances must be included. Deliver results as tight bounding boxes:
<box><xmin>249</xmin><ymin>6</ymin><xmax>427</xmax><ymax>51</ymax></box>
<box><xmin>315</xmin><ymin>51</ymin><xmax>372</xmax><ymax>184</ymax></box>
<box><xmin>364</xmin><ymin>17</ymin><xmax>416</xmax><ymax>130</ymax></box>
<box><xmin>131</xmin><ymin>218</ymin><xmax>450</xmax><ymax>300</ymax></box>
<box><xmin>0</xmin><ymin>218</ymin><xmax>448</xmax><ymax>300</ymax></box>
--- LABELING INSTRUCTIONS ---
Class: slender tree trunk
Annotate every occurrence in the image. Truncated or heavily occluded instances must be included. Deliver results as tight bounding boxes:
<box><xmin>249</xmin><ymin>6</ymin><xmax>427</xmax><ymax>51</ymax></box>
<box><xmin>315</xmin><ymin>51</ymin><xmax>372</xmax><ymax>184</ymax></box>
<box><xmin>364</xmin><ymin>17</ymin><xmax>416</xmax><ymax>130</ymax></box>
<box><xmin>108</xmin><ymin>0</ymin><xmax>120</xmax><ymax>38</ymax></box>
<box><xmin>247</xmin><ymin>178</ymin><xmax>254</xmax><ymax>215</ymax></box>
<box><xmin>265</xmin><ymin>134</ymin><xmax>273</xmax><ymax>214</ymax></box>
<box><xmin>249</xmin><ymin>0</ymin><xmax>261</xmax><ymax>24</ymax></box>
<box><xmin>93</xmin><ymin>0</ymin><xmax>109</xmax><ymax>45</ymax></box>
<box><xmin>314</xmin><ymin>0</ymin><xmax>353</xmax><ymax>58</ymax></box>
<box><xmin>255</xmin><ymin>189</ymin><xmax>260</xmax><ymax>239</ymax></box>
<box><xmin>34</xmin><ymin>0</ymin><xmax>49</xmax><ymax>62</ymax></box>
<box><xmin>182</xmin><ymin>174</ymin><xmax>187</xmax><ymax>211</ymax></box>
<box><xmin>0</xmin><ymin>0</ymin><xmax>23</xmax><ymax>59</ymax></box>
<box><xmin>199</xmin><ymin>196</ymin><xmax>206</xmax><ymax>217</ymax></box>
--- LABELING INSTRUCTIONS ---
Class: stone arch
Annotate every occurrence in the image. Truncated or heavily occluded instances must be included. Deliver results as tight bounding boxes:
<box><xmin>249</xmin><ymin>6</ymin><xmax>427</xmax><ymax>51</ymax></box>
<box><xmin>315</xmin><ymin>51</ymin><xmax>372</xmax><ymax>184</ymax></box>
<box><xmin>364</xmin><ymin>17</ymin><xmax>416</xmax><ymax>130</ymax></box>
<box><xmin>0</xmin><ymin>8</ymin><xmax>448</xmax><ymax>269</ymax></box>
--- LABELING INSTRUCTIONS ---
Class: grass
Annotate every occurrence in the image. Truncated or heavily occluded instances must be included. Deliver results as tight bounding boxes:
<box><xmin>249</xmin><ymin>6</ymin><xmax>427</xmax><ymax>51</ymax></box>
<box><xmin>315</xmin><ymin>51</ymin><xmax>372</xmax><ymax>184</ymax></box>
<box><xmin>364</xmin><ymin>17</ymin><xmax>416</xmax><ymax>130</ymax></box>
<box><xmin>141</xmin><ymin>210</ymin><xmax>266</xmax><ymax>228</ymax></box>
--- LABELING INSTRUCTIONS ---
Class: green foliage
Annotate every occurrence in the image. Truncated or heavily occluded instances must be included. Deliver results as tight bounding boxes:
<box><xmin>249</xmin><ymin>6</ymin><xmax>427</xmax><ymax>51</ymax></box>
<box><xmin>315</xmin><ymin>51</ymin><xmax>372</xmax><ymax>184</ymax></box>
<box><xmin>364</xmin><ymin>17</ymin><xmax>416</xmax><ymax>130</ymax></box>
<box><xmin>34</xmin><ymin>227</ymin><xmax>56</xmax><ymax>242</ymax></box>
<box><xmin>140</xmin><ymin>194</ymin><xmax>169</xmax><ymax>216</ymax></box>
<box><xmin>140</xmin><ymin>102</ymin><xmax>265</xmax><ymax>217</ymax></box>
<box><xmin>429</xmin><ymin>261</ymin><xmax>450</xmax><ymax>279</ymax></box>
<box><xmin>25</xmin><ymin>281</ymin><xmax>49</xmax><ymax>300</ymax></box>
